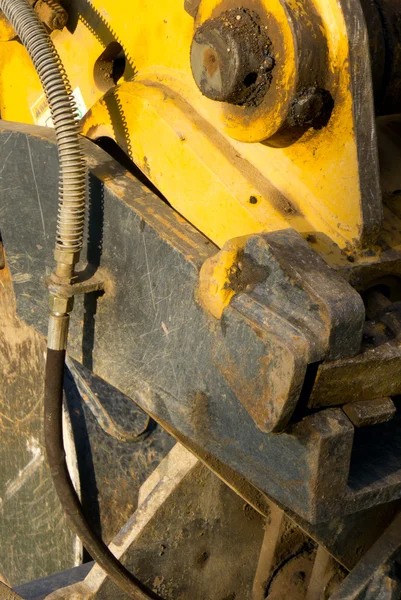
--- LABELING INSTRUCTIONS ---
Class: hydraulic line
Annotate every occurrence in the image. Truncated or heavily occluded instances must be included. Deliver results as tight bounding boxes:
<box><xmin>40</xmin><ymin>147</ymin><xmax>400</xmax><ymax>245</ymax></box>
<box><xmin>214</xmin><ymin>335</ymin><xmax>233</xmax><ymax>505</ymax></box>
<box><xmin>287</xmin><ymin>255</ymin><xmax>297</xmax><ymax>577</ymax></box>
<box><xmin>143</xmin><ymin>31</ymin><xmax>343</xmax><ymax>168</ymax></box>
<box><xmin>0</xmin><ymin>1</ymin><xmax>157</xmax><ymax>597</ymax></box>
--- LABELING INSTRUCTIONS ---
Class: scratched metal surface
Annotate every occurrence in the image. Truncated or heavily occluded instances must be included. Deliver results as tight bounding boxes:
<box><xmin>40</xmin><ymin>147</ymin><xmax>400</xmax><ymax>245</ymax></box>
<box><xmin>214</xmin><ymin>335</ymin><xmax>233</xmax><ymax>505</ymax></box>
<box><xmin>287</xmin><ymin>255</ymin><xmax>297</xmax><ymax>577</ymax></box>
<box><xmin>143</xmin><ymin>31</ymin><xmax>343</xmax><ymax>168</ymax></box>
<box><xmin>3</xmin><ymin>122</ymin><xmax>401</xmax><ymax>525</ymax></box>
<box><xmin>0</xmin><ymin>124</ymin><xmax>321</xmax><ymax>521</ymax></box>
<box><xmin>64</xmin><ymin>361</ymin><xmax>175</xmax><ymax>546</ymax></box>
<box><xmin>0</xmin><ymin>262</ymin><xmax>174</xmax><ymax>586</ymax></box>
<box><xmin>0</xmin><ymin>264</ymin><xmax>77</xmax><ymax>586</ymax></box>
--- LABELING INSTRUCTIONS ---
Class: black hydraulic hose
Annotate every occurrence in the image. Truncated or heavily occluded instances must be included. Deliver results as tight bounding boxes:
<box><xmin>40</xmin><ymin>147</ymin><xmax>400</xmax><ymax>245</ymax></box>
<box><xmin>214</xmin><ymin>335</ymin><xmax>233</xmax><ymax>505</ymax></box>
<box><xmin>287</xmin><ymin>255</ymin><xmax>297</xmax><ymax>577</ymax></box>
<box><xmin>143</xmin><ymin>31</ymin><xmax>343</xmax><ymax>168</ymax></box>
<box><xmin>45</xmin><ymin>351</ymin><xmax>158</xmax><ymax>600</ymax></box>
<box><xmin>0</xmin><ymin>1</ymin><xmax>158</xmax><ymax>597</ymax></box>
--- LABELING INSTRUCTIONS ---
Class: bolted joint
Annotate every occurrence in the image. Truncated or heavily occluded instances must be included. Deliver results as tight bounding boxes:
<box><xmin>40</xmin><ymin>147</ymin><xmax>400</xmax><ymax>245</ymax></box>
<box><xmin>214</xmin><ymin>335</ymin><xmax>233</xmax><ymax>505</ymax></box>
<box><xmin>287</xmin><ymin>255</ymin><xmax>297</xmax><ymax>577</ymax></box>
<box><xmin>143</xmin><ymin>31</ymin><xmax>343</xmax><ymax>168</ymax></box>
<box><xmin>49</xmin><ymin>294</ymin><xmax>74</xmax><ymax>315</ymax></box>
<box><xmin>54</xmin><ymin>248</ymin><xmax>80</xmax><ymax>266</ymax></box>
<box><xmin>191</xmin><ymin>8</ymin><xmax>274</xmax><ymax>107</ymax></box>
<box><xmin>287</xmin><ymin>87</ymin><xmax>334</xmax><ymax>129</ymax></box>
<box><xmin>54</xmin><ymin>248</ymin><xmax>80</xmax><ymax>281</ymax></box>
<box><xmin>34</xmin><ymin>0</ymin><xmax>68</xmax><ymax>31</ymax></box>
<box><xmin>0</xmin><ymin>0</ymin><xmax>68</xmax><ymax>40</ymax></box>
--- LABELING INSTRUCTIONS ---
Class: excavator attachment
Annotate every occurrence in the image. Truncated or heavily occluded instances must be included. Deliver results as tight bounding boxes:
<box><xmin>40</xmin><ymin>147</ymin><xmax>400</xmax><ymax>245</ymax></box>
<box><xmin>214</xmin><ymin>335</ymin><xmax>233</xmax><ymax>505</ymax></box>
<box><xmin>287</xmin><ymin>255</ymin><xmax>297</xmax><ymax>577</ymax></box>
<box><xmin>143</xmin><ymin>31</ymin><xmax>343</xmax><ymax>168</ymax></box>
<box><xmin>1</xmin><ymin>0</ymin><xmax>401</xmax><ymax>598</ymax></box>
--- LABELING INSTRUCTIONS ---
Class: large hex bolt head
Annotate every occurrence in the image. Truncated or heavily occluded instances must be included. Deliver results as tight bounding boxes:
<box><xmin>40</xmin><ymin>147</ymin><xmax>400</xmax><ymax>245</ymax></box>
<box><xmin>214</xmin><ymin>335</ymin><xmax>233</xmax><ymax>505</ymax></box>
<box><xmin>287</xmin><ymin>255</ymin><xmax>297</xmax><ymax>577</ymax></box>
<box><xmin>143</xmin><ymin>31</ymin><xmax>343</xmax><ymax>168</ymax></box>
<box><xmin>288</xmin><ymin>87</ymin><xmax>334</xmax><ymax>129</ymax></box>
<box><xmin>190</xmin><ymin>8</ymin><xmax>274</xmax><ymax>106</ymax></box>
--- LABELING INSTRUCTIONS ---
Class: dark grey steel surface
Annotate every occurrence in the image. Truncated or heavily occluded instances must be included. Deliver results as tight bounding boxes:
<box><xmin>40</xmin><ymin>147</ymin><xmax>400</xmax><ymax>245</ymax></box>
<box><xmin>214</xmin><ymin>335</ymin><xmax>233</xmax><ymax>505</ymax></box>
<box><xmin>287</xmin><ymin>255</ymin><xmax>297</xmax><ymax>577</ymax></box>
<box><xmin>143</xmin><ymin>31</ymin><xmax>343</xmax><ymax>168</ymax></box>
<box><xmin>0</xmin><ymin>161</ymin><xmax>174</xmax><ymax>585</ymax></box>
<box><xmin>14</xmin><ymin>563</ymin><xmax>93</xmax><ymax>600</ymax></box>
<box><xmin>64</xmin><ymin>362</ymin><xmax>175</xmax><ymax>546</ymax></box>
<box><xmin>2</xmin><ymin>122</ymin><xmax>401</xmax><ymax>524</ymax></box>
<box><xmin>331</xmin><ymin>512</ymin><xmax>401</xmax><ymax>599</ymax></box>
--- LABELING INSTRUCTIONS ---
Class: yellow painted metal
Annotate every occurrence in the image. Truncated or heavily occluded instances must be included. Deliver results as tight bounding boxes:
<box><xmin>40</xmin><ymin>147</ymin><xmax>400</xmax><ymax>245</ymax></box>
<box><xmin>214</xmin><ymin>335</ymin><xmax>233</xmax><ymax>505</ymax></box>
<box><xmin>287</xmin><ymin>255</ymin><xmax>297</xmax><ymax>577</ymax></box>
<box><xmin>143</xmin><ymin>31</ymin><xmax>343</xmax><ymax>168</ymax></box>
<box><xmin>198</xmin><ymin>236</ymin><xmax>246</xmax><ymax>319</ymax></box>
<box><xmin>0</xmin><ymin>0</ymin><xmax>382</xmax><ymax>260</ymax></box>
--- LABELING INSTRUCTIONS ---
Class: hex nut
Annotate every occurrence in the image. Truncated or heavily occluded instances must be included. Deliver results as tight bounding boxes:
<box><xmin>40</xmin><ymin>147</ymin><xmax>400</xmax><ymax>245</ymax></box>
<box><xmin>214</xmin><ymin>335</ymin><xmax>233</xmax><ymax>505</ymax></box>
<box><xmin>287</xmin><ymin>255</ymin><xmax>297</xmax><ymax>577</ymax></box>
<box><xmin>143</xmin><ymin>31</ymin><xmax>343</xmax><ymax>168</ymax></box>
<box><xmin>288</xmin><ymin>87</ymin><xmax>334</xmax><ymax>129</ymax></box>
<box><xmin>49</xmin><ymin>294</ymin><xmax>74</xmax><ymax>314</ymax></box>
<box><xmin>54</xmin><ymin>248</ymin><xmax>79</xmax><ymax>265</ymax></box>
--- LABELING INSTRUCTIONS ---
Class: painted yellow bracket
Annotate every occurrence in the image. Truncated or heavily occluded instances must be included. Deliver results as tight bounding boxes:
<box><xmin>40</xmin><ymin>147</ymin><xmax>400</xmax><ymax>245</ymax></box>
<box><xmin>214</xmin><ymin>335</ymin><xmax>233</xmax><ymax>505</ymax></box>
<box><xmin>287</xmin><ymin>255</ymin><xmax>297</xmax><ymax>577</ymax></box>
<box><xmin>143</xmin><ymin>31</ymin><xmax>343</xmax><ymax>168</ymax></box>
<box><xmin>0</xmin><ymin>0</ymin><xmax>383</xmax><ymax>256</ymax></box>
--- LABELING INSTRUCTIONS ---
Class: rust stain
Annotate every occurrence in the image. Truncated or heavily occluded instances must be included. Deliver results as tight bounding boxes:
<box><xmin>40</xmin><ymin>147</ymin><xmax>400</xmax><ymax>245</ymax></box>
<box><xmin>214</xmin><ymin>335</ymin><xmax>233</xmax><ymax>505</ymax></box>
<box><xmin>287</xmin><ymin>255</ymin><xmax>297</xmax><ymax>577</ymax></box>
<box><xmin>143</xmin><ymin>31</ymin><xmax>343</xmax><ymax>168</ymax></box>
<box><xmin>203</xmin><ymin>48</ymin><xmax>219</xmax><ymax>77</ymax></box>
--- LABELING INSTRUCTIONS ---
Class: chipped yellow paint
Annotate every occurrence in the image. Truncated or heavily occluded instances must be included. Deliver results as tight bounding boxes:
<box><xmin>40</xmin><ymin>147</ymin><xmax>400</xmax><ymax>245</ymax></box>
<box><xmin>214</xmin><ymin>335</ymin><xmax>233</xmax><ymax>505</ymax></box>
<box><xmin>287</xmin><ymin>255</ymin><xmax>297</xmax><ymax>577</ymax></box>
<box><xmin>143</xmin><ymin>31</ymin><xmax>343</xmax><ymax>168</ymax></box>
<box><xmin>198</xmin><ymin>237</ymin><xmax>247</xmax><ymax>319</ymax></box>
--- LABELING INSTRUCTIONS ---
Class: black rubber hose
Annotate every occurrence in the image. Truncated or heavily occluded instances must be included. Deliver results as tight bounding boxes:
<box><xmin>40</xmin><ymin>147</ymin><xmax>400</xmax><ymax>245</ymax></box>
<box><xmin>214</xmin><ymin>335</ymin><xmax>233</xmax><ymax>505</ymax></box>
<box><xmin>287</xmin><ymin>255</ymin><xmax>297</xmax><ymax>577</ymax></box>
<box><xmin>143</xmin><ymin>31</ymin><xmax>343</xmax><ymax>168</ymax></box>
<box><xmin>44</xmin><ymin>350</ymin><xmax>159</xmax><ymax>600</ymax></box>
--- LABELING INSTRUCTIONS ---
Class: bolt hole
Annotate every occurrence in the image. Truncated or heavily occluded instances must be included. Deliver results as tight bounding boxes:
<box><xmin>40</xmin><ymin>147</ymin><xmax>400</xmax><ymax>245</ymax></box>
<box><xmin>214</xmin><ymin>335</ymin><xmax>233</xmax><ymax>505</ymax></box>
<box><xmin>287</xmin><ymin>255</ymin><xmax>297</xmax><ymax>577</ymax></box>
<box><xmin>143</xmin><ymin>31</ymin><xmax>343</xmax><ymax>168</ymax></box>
<box><xmin>94</xmin><ymin>42</ymin><xmax>126</xmax><ymax>92</ymax></box>
<box><xmin>243</xmin><ymin>72</ymin><xmax>258</xmax><ymax>87</ymax></box>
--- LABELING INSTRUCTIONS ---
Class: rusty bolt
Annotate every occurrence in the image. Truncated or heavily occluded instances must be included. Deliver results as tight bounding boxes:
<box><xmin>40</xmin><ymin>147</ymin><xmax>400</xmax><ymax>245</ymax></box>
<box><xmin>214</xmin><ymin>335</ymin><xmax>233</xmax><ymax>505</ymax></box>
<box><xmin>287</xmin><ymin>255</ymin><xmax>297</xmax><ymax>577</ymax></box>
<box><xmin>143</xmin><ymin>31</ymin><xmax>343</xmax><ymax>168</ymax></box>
<box><xmin>288</xmin><ymin>87</ymin><xmax>334</xmax><ymax>129</ymax></box>
<box><xmin>190</xmin><ymin>8</ymin><xmax>274</xmax><ymax>106</ymax></box>
<box><xmin>34</xmin><ymin>0</ymin><xmax>68</xmax><ymax>31</ymax></box>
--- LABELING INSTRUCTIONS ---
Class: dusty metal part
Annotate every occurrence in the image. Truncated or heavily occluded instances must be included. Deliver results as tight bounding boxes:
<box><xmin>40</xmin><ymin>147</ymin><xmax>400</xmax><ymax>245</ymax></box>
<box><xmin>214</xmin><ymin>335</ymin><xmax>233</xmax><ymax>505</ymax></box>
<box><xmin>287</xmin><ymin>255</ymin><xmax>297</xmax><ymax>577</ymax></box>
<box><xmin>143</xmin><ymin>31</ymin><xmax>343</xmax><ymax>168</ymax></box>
<box><xmin>266</xmin><ymin>550</ymin><xmax>317</xmax><ymax>599</ymax></box>
<box><xmin>308</xmin><ymin>345</ymin><xmax>401</xmax><ymax>410</ymax></box>
<box><xmin>361</xmin><ymin>564</ymin><xmax>401</xmax><ymax>600</ymax></box>
<box><xmin>190</xmin><ymin>8</ymin><xmax>274</xmax><ymax>106</ymax></box>
<box><xmin>63</xmin><ymin>364</ymin><xmax>175</xmax><ymax>548</ymax></box>
<box><xmin>193</xmin><ymin>0</ymin><xmax>330</xmax><ymax>142</ymax></box>
<box><xmin>359</xmin><ymin>0</ymin><xmax>401</xmax><ymax>117</ymax></box>
<box><xmin>66</xmin><ymin>356</ymin><xmax>151</xmax><ymax>443</ymax></box>
<box><xmin>47</xmin><ymin>311</ymin><xmax>70</xmax><ymax>350</ymax></box>
<box><xmin>309</xmin><ymin>299</ymin><xmax>401</xmax><ymax>409</ymax></box>
<box><xmin>67</xmin><ymin>0</ymin><xmax>383</xmax><ymax>254</ymax></box>
<box><xmin>253</xmin><ymin>504</ymin><xmax>317</xmax><ymax>600</ymax></box>
<box><xmin>46</xmin><ymin>265</ymin><xmax>106</xmax><ymax>353</ymax></box>
<box><xmin>330</xmin><ymin>512</ymin><xmax>401</xmax><ymax>600</ymax></box>
<box><xmin>0</xmin><ymin>583</ymin><xmax>23</xmax><ymax>600</ymax></box>
<box><xmin>210</xmin><ymin>230</ymin><xmax>364</xmax><ymax>432</ymax></box>
<box><xmin>4</xmin><ymin>123</ymin><xmax>401</xmax><ymax>524</ymax></box>
<box><xmin>0</xmin><ymin>0</ymin><xmax>67</xmax><ymax>39</ymax></box>
<box><xmin>95</xmin><ymin>453</ymin><xmax>266</xmax><ymax>600</ymax></box>
<box><xmin>169</xmin><ymin>429</ymin><xmax>401</xmax><ymax>571</ymax></box>
<box><xmin>363</xmin><ymin>289</ymin><xmax>392</xmax><ymax>320</ymax></box>
<box><xmin>93</xmin><ymin>42</ymin><xmax>126</xmax><ymax>93</ymax></box>
<box><xmin>49</xmin><ymin>295</ymin><xmax>74</xmax><ymax>314</ymax></box>
<box><xmin>13</xmin><ymin>445</ymin><xmax>346</xmax><ymax>600</ymax></box>
<box><xmin>13</xmin><ymin>564</ymin><xmax>93</xmax><ymax>600</ymax></box>
<box><xmin>0</xmin><ymin>251</ymin><xmax>174</xmax><ymax>584</ymax></box>
<box><xmin>358</xmin><ymin>0</ymin><xmax>386</xmax><ymax>112</ymax></box>
<box><xmin>27</xmin><ymin>444</ymin><xmax>266</xmax><ymax>600</ymax></box>
<box><xmin>34</xmin><ymin>0</ymin><xmax>68</xmax><ymax>31</ymax></box>
<box><xmin>287</xmin><ymin>87</ymin><xmax>334</xmax><ymax>130</ymax></box>
<box><xmin>46</xmin><ymin>268</ymin><xmax>106</xmax><ymax>299</ymax></box>
<box><xmin>10</xmin><ymin>445</ymin><xmax>401</xmax><ymax>599</ymax></box>
<box><xmin>305</xmin><ymin>546</ymin><xmax>347</xmax><ymax>600</ymax></box>
<box><xmin>300</xmin><ymin>501</ymin><xmax>401</xmax><ymax>572</ymax></box>
<box><xmin>343</xmin><ymin>398</ymin><xmax>396</xmax><ymax>428</ymax></box>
